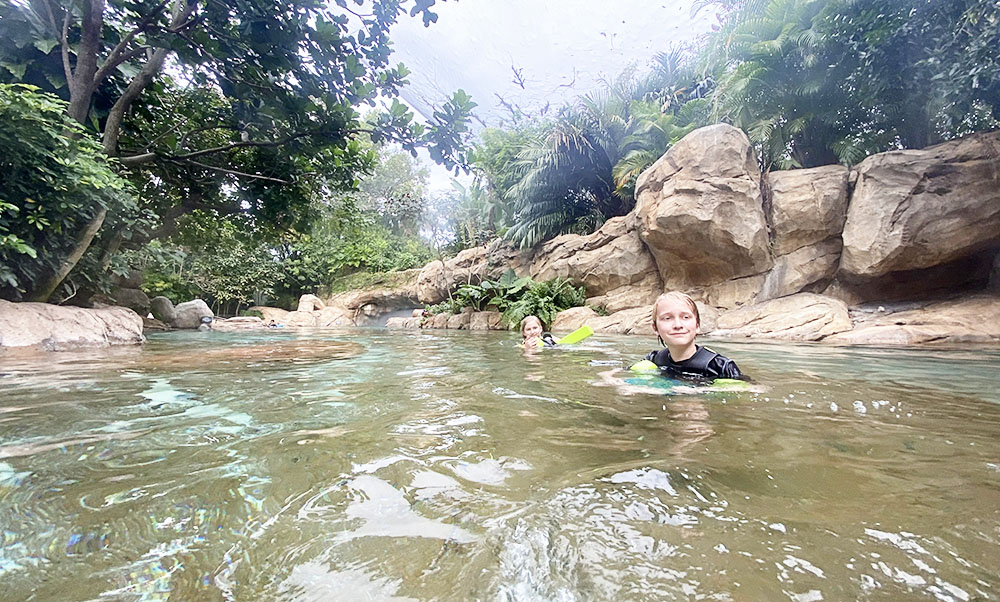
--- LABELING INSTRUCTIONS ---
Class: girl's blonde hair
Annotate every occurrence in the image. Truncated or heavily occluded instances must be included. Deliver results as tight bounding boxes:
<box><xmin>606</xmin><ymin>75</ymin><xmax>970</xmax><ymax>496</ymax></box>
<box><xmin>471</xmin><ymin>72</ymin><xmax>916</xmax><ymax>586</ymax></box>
<box><xmin>520</xmin><ymin>315</ymin><xmax>543</xmax><ymax>336</ymax></box>
<box><xmin>653</xmin><ymin>292</ymin><xmax>700</xmax><ymax>326</ymax></box>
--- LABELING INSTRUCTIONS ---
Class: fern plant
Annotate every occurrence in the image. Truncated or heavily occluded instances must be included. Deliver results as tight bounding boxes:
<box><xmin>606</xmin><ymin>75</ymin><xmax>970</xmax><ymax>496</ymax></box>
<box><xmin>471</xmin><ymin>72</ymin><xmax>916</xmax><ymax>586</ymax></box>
<box><xmin>501</xmin><ymin>277</ymin><xmax>586</xmax><ymax>330</ymax></box>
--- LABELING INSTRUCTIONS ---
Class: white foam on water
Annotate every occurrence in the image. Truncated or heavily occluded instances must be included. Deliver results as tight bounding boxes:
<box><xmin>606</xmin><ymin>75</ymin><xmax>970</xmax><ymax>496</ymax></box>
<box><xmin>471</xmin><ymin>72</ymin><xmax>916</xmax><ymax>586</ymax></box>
<box><xmin>608</xmin><ymin>467</ymin><xmax>678</xmax><ymax>496</ymax></box>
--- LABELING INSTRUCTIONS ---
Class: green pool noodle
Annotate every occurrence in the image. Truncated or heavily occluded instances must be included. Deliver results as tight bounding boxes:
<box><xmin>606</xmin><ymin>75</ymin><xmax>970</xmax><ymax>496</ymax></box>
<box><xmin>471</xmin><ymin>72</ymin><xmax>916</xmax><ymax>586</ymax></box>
<box><xmin>628</xmin><ymin>361</ymin><xmax>753</xmax><ymax>391</ymax></box>
<box><xmin>629</xmin><ymin>359</ymin><xmax>659</xmax><ymax>372</ymax></box>
<box><xmin>556</xmin><ymin>325</ymin><xmax>594</xmax><ymax>345</ymax></box>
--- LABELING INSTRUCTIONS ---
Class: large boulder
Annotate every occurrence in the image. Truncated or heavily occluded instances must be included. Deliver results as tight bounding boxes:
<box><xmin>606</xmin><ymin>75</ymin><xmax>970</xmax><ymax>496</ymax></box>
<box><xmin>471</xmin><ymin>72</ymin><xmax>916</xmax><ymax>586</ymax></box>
<box><xmin>768</xmin><ymin>165</ymin><xmax>850</xmax><ymax>256</ymax></box>
<box><xmin>415</xmin><ymin>242</ymin><xmax>533</xmax><ymax>305</ymax></box>
<box><xmin>172</xmin><ymin>299</ymin><xmax>214</xmax><ymax>329</ymax></box>
<box><xmin>247</xmin><ymin>306</ymin><xmax>290</xmax><ymax>324</ymax></box>
<box><xmin>330</xmin><ymin>288</ymin><xmax>418</xmax><ymax>318</ymax></box>
<box><xmin>283</xmin><ymin>311</ymin><xmax>318</xmax><ymax>327</ymax></box>
<box><xmin>551</xmin><ymin>306</ymin><xmax>600</xmax><ymax>332</ymax></box>
<box><xmin>840</xmin><ymin>130</ymin><xmax>1000</xmax><ymax>279</ymax></box>
<box><xmin>758</xmin><ymin>239</ymin><xmax>843</xmax><ymax>302</ymax></box>
<box><xmin>149</xmin><ymin>296</ymin><xmax>177</xmax><ymax>323</ymax></box>
<box><xmin>416</xmin><ymin>247</ymin><xmax>488</xmax><ymax>305</ymax></box>
<box><xmin>713</xmin><ymin>293</ymin><xmax>852</xmax><ymax>341</ymax></box>
<box><xmin>469</xmin><ymin>311</ymin><xmax>503</xmax><ymax>330</ymax></box>
<box><xmin>296</xmin><ymin>294</ymin><xmax>326</xmax><ymax>312</ymax></box>
<box><xmin>315</xmin><ymin>306</ymin><xmax>355</xmax><ymax>327</ymax></box>
<box><xmin>212</xmin><ymin>316</ymin><xmax>264</xmax><ymax>332</ymax></box>
<box><xmin>385</xmin><ymin>316</ymin><xmax>421</xmax><ymax>329</ymax></box>
<box><xmin>0</xmin><ymin>300</ymin><xmax>144</xmax><ymax>350</ymax></box>
<box><xmin>446</xmin><ymin>309</ymin><xmax>473</xmax><ymax>329</ymax></box>
<box><xmin>110</xmin><ymin>287</ymin><xmax>151</xmax><ymax>317</ymax></box>
<box><xmin>529</xmin><ymin>215</ymin><xmax>662</xmax><ymax>310</ymax></box>
<box><xmin>425</xmin><ymin>313</ymin><xmax>451</xmax><ymax>329</ymax></box>
<box><xmin>593</xmin><ymin>306</ymin><xmax>654</xmax><ymax>335</ymax></box>
<box><xmin>635</xmin><ymin>124</ymin><xmax>772</xmax><ymax>296</ymax></box>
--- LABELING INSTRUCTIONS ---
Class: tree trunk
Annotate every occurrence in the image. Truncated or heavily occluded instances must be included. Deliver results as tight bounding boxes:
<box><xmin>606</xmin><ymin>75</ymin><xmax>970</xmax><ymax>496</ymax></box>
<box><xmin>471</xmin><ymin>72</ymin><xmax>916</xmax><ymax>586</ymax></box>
<box><xmin>35</xmin><ymin>0</ymin><xmax>194</xmax><ymax>302</ymax></box>
<box><xmin>30</xmin><ymin>206</ymin><xmax>107</xmax><ymax>302</ymax></box>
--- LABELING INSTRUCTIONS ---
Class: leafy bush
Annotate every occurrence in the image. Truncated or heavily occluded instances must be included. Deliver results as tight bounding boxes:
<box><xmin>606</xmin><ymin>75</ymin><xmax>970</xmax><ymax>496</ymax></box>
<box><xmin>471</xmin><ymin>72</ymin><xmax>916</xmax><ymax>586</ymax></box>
<box><xmin>424</xmin><ymin>271</ymin><xmax>586</xmax><ymax>330</ymax></box>
<box><xmin>0</xmin><ymin>84</ymin><xmax>134</xmax><ymax>300</ymax></box>
<box><xmin>501</xmin><ymin>277</ymin><xmax>586</xmax><ymax>330</ymax></box>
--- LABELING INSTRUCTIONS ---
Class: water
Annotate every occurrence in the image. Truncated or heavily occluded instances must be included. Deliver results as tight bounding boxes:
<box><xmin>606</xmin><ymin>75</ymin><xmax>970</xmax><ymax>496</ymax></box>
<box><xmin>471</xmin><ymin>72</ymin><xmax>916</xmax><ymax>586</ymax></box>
<box><xmin>1</xmin><ymin>329</ymin><xmax>999</xmax><ymax>601</ymax></box>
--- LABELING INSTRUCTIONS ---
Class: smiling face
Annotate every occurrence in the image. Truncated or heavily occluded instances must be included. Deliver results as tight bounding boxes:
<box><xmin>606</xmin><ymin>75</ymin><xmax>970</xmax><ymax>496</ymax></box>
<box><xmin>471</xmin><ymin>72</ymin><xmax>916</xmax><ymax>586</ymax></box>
<box><xmin>521</xmin><ymin>317</ymin><xmax>543</xmax><ymax>339</ymax></box>
<box><xmin>652</xmin><ymin>294</ymin><xmax>700</xmax><ymax>355</ymax></box>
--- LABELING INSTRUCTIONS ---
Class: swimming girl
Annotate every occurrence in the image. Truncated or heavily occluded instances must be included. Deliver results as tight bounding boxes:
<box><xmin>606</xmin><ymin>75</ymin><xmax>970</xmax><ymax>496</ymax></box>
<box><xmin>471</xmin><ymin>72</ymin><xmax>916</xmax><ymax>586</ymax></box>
<box><xmin>520</xmin><ymin>315</ymin><xmax>557</xmax><ymax>348</ymax></box>
<box><xmin>644</xmin><ymin>292</ymin><xmax>744</xmax><ymax>380</ymax></box>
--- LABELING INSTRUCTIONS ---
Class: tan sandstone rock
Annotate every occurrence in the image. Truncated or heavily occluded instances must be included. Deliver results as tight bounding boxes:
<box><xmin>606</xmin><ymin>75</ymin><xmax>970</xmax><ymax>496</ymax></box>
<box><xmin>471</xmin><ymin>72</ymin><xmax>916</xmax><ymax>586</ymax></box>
<box><xmin>841</xmin><ymin>130</ymin><xmax>1000</xmax><ymax>278</ymax></box>
<box><xmin>283</xmin><ymin>311</ymin><xmax>318</xmax><ymax>327</ymax></box>
<box><xmin>212</xmin><ymin>316</ymin><xmax>264</xmax><ymax>331</ymax></box>
<box><xmin>469</xmin><ymin>311</ymin><xmax>504</xmax><ymax>330</ymax></box>
<box><xmin>248</xmin><ymin>306</ymin><xmax>290</xmax><ymax>324</ymax></box>
<box><xmin>768</xmin><ymin>165</ymin><xmax>850</xmax><ymax>256</ymax></box>
<box><xmin>713</xmin><ymin>293</ymin><xmax>852</xmax><ymax>341</ymax></box>
<box><xmin>529</xmin><ymin>215</ymin><xmax>662</xmax><ymax>310</ymax></box>
<box><xmin>296</xmin><ymin>294</ymin><xmax>326</xmax><ymax>313</ymax></box>
<box><xmin>386</xmin><ymin>317</ymin><xmax>421</xmax><ymax>329</ymax></box>
<box><xmin>591</xmin><ymin>306</ymin><xmax>654</xmax><ymax>335</ymax></box>
<box><xmin>758</xmin><ymin>238</ymin><xmax>843</xmax><ymax>302</ymax></box>
<box><xmin>316</xmin><ymin>306</ymin><xmax>355</xmax><ymax>327</ymax></box>
<box><xmin>0</xmin><ymin>300</ymin><xmax>144</xmax><ymax>350</ymax></box>
<box><xmin>172</xmin><ymin>299</ymin><xmax>214</xmax><ymax>329</ymax></box>
<box><xmin>416</xmin><ymin>248</ymin><xmax>488</xmax><ymax>305</ymax></box>
<box><xmin>825</xmin><ymin>295</ymin><xmax>1000</xmax><ymax>346</ymax></box>
<box><xmin>427</xmin><ymin>313</ymin><xmax>451</xmax><ymax>329</ymax></box>
<box><xmin>446</xmin><ymin>310</ymin><xmax>472</xmax><ymax>329</ymax></box>
<box><xmin>552</xmin><ymin>306</ymin><xmax>600</xmax><ymax>332</ymax></box>
<box><xmin>635</xmin><ymin>124</ymin><xmax>772</xmax><ymax>297</ymax></box>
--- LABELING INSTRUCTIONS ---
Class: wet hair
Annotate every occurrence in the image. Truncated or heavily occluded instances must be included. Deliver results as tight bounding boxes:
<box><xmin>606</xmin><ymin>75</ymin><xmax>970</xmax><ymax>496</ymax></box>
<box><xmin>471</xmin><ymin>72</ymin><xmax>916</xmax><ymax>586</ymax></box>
<box><xmin>520</xmin><ymin>315</ymin><xmax>544</xmax><ymax>336</ymax></box>
<box><xmin>653</xmin><ymin>291</ymin><xmax>700</xmax><ymax>326</ymax></box>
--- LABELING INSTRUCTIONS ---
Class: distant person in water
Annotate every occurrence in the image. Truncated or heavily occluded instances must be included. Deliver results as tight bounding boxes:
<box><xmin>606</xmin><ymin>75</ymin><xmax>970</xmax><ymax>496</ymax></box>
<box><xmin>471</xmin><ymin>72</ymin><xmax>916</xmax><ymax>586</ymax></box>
<box><xmin>520</xmin><ymin>315</ymin><xmax>557</xmax><ymax>348</ymax></box>
<box><xmin>644</xmin><ymin>292</ymin><xmax>745</xmax><ymax>380</ymax></box>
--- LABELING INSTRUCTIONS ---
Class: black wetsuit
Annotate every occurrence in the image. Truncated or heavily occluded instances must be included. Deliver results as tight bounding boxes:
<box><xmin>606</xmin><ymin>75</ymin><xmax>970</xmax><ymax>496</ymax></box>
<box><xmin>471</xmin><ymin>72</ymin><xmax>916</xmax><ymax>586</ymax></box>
<box><xmin>644</xmin><ymin>345</ymin><xmax>744</xmax><ymax>380</ymax></box>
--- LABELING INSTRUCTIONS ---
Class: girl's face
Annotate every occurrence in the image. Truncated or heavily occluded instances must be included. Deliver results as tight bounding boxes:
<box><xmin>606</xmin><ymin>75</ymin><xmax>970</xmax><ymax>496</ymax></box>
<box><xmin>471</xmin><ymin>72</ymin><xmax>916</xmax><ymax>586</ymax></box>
<box><xmin>653</xmin><ymin>297</ymin><xmax>699</xmax><ymax>348</ymax></box>
<box><xmin>522</xmin><ymin>320</ymin><xmax>543</xmax><ymax>338</ymax></box>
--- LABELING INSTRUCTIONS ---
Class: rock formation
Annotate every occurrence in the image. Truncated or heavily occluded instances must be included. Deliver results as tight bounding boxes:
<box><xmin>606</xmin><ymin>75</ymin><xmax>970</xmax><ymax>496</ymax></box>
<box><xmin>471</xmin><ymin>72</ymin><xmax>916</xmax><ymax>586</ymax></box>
<box><xmin>0</xmin><ymin>300</ymin><xmax>144</xmax><ymax>350</ymax></box>
<box><xmin>240</xmin><ymin>126</ymin><xmax>1000</xmax><ymax>347</ymax></box>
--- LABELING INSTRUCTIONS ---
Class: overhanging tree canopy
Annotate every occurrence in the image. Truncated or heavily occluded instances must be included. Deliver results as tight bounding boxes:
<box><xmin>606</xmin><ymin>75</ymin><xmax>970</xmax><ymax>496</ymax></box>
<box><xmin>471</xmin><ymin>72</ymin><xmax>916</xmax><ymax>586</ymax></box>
<box><xmin>0</xmin><ymin>0</ymin><xmax>475</xmax><ymax>301</ymax></box>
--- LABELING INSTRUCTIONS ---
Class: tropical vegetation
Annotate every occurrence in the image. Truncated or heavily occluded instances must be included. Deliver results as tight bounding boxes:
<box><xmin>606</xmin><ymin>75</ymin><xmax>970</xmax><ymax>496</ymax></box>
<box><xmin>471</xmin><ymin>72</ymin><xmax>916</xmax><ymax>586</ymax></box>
<box><xmin>2</xmin><ymin>0</ymin><xmax>998</xmax><ymax>313</ymax></box>
<box><xmin>425</xmin><ymin>270</ymin><xmax>587</xmax><ymax>330</ymax></box>
<box><xmin>0</xmin><ymin>0</ymin><xmax>473</xmax><ymax>304</ymax></box>
<box><xmin>454</xmin><ymin>0</ymin><xmax>1000</xmax><ymax>250</ymax></box>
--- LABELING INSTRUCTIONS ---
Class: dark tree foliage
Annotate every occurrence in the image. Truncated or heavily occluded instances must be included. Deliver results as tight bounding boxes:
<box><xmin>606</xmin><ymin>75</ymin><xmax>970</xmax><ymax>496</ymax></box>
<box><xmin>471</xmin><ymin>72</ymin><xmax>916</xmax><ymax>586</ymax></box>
<box><xmin>0</xmin><ymin>0</ymin><xmax>475</xmax><ymax>301</ymax></box>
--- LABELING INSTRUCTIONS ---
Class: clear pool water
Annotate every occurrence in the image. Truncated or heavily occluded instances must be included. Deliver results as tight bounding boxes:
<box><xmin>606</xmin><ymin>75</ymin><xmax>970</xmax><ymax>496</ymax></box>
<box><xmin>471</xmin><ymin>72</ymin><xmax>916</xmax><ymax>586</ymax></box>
<box><xmin>1</xmin><ymin>329</ymin><xmax>999</xmax><ymax>601</ymax></box>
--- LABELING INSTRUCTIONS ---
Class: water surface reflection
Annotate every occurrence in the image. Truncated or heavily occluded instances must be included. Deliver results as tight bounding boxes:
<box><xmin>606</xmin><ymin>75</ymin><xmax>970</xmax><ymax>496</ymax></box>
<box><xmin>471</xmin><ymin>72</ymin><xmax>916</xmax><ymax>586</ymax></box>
<box><xmin>1</xmin><ymin>330</ymin><xmax>998</xmax><ymax>600</ymax></box>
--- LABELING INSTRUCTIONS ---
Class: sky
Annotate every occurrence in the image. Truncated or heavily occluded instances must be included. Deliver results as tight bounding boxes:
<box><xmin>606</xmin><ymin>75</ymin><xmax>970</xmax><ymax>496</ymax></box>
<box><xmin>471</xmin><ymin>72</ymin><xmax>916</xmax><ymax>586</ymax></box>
<box><xmin>389</xmin><ymin>0</ymin><xmax>719</xmax><ymax>130</ymax></box>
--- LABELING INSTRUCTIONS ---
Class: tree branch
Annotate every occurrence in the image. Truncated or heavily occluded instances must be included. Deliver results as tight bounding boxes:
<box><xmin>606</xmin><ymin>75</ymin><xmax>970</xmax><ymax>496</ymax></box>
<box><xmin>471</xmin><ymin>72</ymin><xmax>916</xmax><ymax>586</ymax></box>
<box><xmin>94</xmin><ymin>45</ymin><xmax>152</xmax><ymax>85</ymax></box>
<box><xmin>178</xmin><ymin>159</ymin><xmax>291</xmax><ymax>183</ymax></box>
<box><xmin>94</xmin><ymin>0</ymin><xmax>171</xmax><ymax>85</ymax></box>
<box><xmin>41</xmin><ymin>0</ymin><xmax>72</xmax><ymax>82</ymax></box>
<box><xmin>118</xmin><ymin>151</ymin><xmax>159</xmax><ymax>165</ymax></box>
<box><xmin>173</xmin><ymin>129</ymin><xmax>325</xmax><ymax>161</ymax></box>
<box><xmin>102</xmin><ymin>0</ymin><xmax>196</xmax><ymax>155</ymax></box>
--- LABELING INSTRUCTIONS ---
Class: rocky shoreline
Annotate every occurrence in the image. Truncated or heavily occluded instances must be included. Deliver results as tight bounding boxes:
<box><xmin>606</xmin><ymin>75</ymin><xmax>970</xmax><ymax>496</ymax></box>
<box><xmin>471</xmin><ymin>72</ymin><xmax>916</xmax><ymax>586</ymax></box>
<box><xmin>249</xmin><ymin>125</ymin><xmax>1000</xmax><ymax>347</ymax></box>
<box><xmin>3</xmin><ymin>125</ymin><xmax>999</xmax><ymax>351</ymax></box>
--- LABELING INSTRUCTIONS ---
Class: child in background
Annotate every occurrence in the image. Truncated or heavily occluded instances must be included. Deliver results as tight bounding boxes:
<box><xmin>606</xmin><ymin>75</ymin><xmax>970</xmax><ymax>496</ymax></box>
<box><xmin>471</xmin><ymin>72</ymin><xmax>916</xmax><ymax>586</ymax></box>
<box><xmin>520</xmin><ymin>315</ymin><xmax>557</xmax><ymax>348</ymax></box>
<box><xmin>643</xmin><ymin>292</ymin><xmax>744</xmax><ymax>380</ymax></box>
